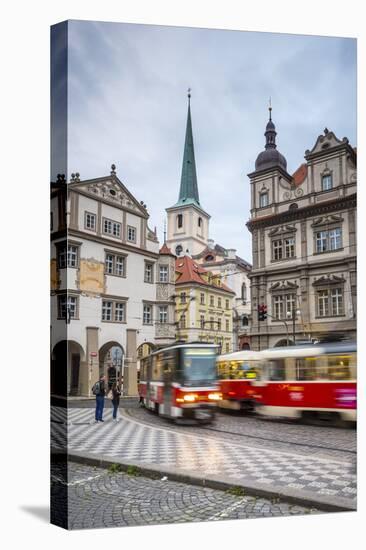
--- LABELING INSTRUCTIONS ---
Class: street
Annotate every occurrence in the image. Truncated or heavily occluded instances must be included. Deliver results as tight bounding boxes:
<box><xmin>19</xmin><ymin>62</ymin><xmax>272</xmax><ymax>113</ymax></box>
<box><xmin>51</xmin><ymin>462</ymin><xmax>321</xmax><ymax>529</ymax></box>
<box><xmin>51</xmin><ymin>398</ymin><xmax>356</xmax><ymax>528</ymax></box>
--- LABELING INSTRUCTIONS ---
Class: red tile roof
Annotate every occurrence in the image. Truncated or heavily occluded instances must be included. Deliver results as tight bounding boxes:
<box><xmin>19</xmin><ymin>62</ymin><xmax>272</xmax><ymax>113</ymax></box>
<box><xmin>292</xmin><ymin>163</ymin><xmax>307</xmax><ymax>187</ymax></box>
<box><xmin>175</xmin><ymin>255</ymin><xmax>234</xmax><ymax>293</ymax></box>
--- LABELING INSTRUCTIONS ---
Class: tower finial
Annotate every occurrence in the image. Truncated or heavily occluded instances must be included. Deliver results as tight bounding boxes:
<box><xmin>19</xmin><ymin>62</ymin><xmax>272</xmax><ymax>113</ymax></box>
<box><xmin>163</xmin><ymin>219</ymin><xmax>167</xmax><ymax>243</ymax></box>
<box><xmin>269</xmin><ymin>96</ymin><xmax>272</xmax><ymax>121</ymax></box>
<box><xmin>188</xmin><ymin>87</ymin><xmax>191</xmax><ymax>102</ymax></box>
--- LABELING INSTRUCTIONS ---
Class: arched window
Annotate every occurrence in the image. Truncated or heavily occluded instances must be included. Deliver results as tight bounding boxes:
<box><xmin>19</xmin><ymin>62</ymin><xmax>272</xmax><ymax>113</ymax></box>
<box><xmin>198</xmin><ymin>217</ymin><xmax>202</xmax><ymax>228</ymax></box>
<box><xmin>241</xmin><ymin>315</ymin><xmax>249</xmax><ymax>327</ymax></box>
<box><xmin>241</xmin><ymin>283</ymin><xmax>247</xmax><ymax>303</ymax></box>
<box><xmin>177</xmin><ymin>214</ymin><xmax>183</xmax><ymax>228</ymax></box>
<box><xmin>205</xmin><ymin>254</ymin><xmax>214</xmax><ymax>262</ymax></box>
<box><xmin>175</xmin><ymin>245</ymin><xmax>183</xmax><ymax>256</ymax></box>
<box><xmin>259</xmin><ymin>191</ymin><xmax>269</xmax><ymax>208</ymax></box>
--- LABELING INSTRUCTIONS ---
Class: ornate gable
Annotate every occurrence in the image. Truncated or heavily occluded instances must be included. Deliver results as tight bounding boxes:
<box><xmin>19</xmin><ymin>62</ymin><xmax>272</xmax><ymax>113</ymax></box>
<box><xmin>69</xmin><ymin>172</ymin><xmax>148</xmax><ymax>217</ymax></box>
<box><xmin>311</xmin><ymin>214</ymin><xmax>344</xmax><ymax>228</ymax></box>
<box><xmin>270</xmin><ymin>280</ymin><xmax>298</xmax><ymax>292</ymax></box>
<box><xmin>268</xmin><ymin>224</ymin><xmax>297</xmax><ymax>237</ymax></box>
<box><xmin>305</xmin><ymin>128</ymin><xmax>351</xmax><ymax>158</ymax></box>
<box><xmin>312</xmin><ymin>274</ymin><xmax>345</xmax><ymax>287</ymax></box>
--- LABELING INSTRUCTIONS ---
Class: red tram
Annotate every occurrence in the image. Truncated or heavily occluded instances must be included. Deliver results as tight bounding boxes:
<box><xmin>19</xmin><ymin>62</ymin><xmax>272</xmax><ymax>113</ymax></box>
<box><xmin>217</xmin><ymin>342</ymin><xmax>356</xmax><ymax>423</ymax></box>
<box><xmin>139</xmin><ymin>343</ymin><xmax>221</xmax><ymax>423</ymax></box>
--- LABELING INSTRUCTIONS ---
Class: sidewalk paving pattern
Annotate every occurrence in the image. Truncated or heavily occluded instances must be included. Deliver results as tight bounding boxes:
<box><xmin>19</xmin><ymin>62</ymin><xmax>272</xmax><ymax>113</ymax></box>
<box><xmin>51</xmin><ymin>406</ymin><xmax>356</xmax><ymax>509</ymax></box>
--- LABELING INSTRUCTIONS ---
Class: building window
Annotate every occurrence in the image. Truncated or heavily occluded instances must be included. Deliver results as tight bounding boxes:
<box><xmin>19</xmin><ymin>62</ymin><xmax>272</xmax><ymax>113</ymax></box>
<box><xmin>143</xmin><ymin>304</ymin><xmax>153</xmax><ymax>325</ymax></box>
<box><xmin>200</xmin><ymin>293</ymin><xmax>205</xmax><ymax>305</ymax></box>
<box><xmin>273</xmin><ymin>294</ymin><xmax>295</xmax><ymax>320</ymax></box>
<box><xmin>144</xmin><ymin>262</ymin><xmax>154</xmax><ymax>283</ymax></box>
<box><xmin>200</xmin><ymin>315</ymin><xmax>205</xmax><ymax>329</ymax></box>
<box><xmin>57</xmin><ymin>295</ymin><xmax>78</xmax><ymax>320</ymax></box>
<box><xmin>322</xmin><ymin>174</ymin><xmax>333</xmax><ymax>191</ymax></box>
<box><xmin>105</xmin><ymin>253</ymin><xmax>126</xmax><ymax>277</ymax></box>
<box><xmin>226</xmin><ymin>343</ymin><xmax>230</xmax><ymax>353</ymax></box>
<box><xmin>259</xmin><ymin>192</ymin><xmax>269</xmax><ymax>208</ymax></box>
<box><xmin>241</xmin><ymin>284</ymin><xmax>247</xmax><ymax>303</ymax></box>
<box><xmin>175</xmin><ymin>245</ymin><xmax>183</xmax><ymax>256</ymax></box>
<box><xmin>102</xmin><ymin>300</ymin><xmax>126</xmax><ymax>322</ymax></box>
<box><xmin>317</xmin><ymin>288</ymin><xmax>344</xmax><ymax>317</ymax></box>
<box><xmin>198</xmin><ymin>217</ymin><xmax>202</xmax><ymax>228</ymax></box>
<box><xmin>272</xmin><ymin>237</ymin><xmax>295</xmax><ymax>261</ymax></box>
<box><xmin>58</xmin><ymin>244</ymin><xmax>79</xmax><ymax>268</ymax></box>
<box><xmin>180</xmin><ymin>292</ymin><xmax>186</xmax><ymax>304</ymax></box>
<box><xmin>50</xmin><ymin>212</ymin><xmax>53</xmax><ymax>231</ymax></box>
<box><xmin>84</xmin><ymin>212</ymin><xmax>96</xmax><ymax>231</ymax></box>
<box><xmin>177</xmin><ymin>214</ymin><xmax>183</xmax><ymax>229</ymax></box>
<box><xmin>210</xmin><ymin>316</ymin><xmax>214</xmax><ymax>330</ymax></box>
<box><xmin>158</xmin><ymin>306</ymin><xmax>168</xmax><ymax>324</ymax></box>
<box><xmin>217</xmin><ymin>297</ymin><xmax>222</xmax><ymax>308</ymax></box>
<box><xmin>103</xmin><ymin>218</ymin><xmax>121</xmax><ymax>238</ymax></box>
<box><xmin>127</xmin><ymin>226</ymin><xmax>136</xmax><ymax>243</ymax></box>
<box><xmin>225</xmin><ymin>299</ymin><xmax>229</xmax><ymax>310</ymax></box>
<box><xmin>241</xmin><ymin>315</ymin><xmax>248</xmax><ymax>327</ymax></box>
<box><xmin>315</xmin><ymin>228</ymin><xmax>342</xmax><ymax>253</ymax></box>
<box><xmin>180</xmin><ymin>314</ymin><xmax>186</xmax><ymax>329</ymax></box>
<box><xmin>159</xmin><ymin>265</ymin><xmax>168</xmax><ymax>282</ymax></box>
<box><xmin>217</xmin><ymin>319</ymin><xmax>222</xmax><ymax>331</ymax></box>
<box><xmin>210</xmin><ymin>295</ymin><xmax>214</xmax><ymax>307</ymax></box>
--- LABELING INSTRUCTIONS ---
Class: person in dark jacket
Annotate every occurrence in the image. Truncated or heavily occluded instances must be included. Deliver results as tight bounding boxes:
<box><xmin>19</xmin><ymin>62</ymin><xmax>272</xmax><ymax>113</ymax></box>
<box><xmin>93</xmin><ymin>374</ymin><xmax>106</xmax><ymax>422</ymax></box>
<box><xmin>111</xmin><ymin>382</ymin><xmax>122</xmax><ymax>420</ymax></box>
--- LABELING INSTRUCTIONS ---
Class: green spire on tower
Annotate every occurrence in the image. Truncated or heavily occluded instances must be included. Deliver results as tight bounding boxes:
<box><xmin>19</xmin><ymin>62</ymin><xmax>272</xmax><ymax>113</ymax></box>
<box><xmin>175</xmin><ymin>89</ymin><xmax>200</xmax><ymax>207</ymax></box>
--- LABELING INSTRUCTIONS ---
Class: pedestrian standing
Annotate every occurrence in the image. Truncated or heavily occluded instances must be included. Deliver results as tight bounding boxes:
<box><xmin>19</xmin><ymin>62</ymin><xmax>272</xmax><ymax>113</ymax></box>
<box><xmin>92</xmin><ymin>374</ymin><xmax>106</xmax><ymax>422</ymax></box>
<box><xmin>111</xmin><ymin>382</ymin><xmax>121</xmax><ymax>420</ymax></box>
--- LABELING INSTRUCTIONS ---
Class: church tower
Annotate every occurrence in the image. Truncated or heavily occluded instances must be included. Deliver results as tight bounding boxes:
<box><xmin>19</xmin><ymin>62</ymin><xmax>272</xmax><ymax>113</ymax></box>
<box><xmin>166</xmin><ymin>91</ymin><xmax>210</xmax><ymax>257</ymax></box>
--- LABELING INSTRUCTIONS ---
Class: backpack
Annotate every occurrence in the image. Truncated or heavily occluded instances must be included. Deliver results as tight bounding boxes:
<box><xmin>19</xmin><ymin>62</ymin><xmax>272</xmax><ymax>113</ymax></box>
<box><xmin>92</xmin><ymin>381</ymin><xmax>101</xmax><ymax>395</ymax></box>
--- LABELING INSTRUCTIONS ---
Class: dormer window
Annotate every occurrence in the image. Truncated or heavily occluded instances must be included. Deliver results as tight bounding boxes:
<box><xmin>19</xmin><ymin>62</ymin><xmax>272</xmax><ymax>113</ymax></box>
<box><xmin>259</xmin><ymin>192</ymin><xmax>269</xmax><ymax>208</ymax></box>
<box><xmin>177</xmin><ymin>214</ymin><xmax>183</xmax><ymax>228</ymax></box>
<box><xmin>322</xmin><ymin>174</ymin><xmax>333</xmax><ymax>191</ymax></box>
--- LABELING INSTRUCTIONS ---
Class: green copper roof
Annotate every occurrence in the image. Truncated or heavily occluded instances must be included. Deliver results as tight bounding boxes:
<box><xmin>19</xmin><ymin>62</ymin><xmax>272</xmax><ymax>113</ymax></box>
<box><xmin>175</xmin><ymin>97</ymin><xmax>201</xmax><ymax>207</ymax></box>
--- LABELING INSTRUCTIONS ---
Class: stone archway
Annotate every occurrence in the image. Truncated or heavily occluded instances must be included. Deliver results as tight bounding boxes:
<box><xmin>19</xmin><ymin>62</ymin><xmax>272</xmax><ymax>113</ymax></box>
<box><xmin>274</xmin><ymin>338</ymin><xmax>293</xmax><ymax>347</ymax></box>
<box><xmin>99</xmin><ymin>341</ymin><xmax>125</xmax><ymax>391</ymax></box>
<box><xmin>51</xmin><ymin>340</ymin><xmax>86</xmax><ymax>397</ymax></box>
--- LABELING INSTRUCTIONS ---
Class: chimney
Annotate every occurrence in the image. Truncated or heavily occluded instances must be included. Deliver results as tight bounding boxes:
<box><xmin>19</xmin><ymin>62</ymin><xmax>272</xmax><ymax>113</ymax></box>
<box><xmin>207</xmin><ymin>239</ymin><xmax>215</xmax><ymax>250</ymax></box>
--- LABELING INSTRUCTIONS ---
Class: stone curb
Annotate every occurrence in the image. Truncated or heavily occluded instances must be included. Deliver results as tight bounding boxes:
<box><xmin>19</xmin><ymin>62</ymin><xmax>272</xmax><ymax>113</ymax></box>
<box><xmin>62</xmin><ymin>449</ymin><xmax>356</xmax><ymax>514</ymax></box>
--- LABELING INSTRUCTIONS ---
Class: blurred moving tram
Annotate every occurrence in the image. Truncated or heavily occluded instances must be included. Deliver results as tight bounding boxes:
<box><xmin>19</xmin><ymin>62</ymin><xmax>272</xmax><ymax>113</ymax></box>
<box><xmin>217</xmin><ymin>342</ymin><xmax>356</xmax><ymax>424</ymax></box>
<box><xmin>139</xmin><ymin>343</ymin><xmax>221</xmax><ymax>424</ymax></box>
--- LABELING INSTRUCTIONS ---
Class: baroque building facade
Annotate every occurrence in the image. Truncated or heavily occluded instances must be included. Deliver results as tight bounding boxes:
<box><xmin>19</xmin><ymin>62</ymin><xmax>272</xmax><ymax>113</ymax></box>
<box><xmin>51</xmin><ymin>166</ymin><xmax>176</xmax><ymax>397</ymax></box>
<box><xmin>166</xmin><ymin>93</ymin><xmax>252</xmax><ymax>348</ymax></box>
<box><xmin>247</xmin><ymin>109</ymin><xmax>357</xmax><ymax>349</ymax></box>
<box><xmin>174</xmin><ymin>254</ymin><xmax>235</xmax><ymax>353</ymax></box>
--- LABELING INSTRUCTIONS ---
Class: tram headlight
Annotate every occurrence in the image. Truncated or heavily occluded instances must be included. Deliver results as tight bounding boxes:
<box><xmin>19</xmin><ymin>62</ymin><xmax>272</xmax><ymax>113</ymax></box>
<box><xmin>183</xmin><ymin>393</ymin><xmax>197</xmax><ymax>402</ymax></box>
<box><xmin>208</xmin><ymin>392</ymin><xmax>222</xmax><ymax>401</ymax></box>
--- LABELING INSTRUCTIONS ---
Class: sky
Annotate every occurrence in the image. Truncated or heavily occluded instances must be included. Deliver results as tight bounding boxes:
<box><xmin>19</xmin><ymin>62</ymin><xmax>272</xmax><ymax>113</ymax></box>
<box><xmin>53</xmin><ymin>20</ymin><xmax>357</xmax><ymax>261</ymax></box>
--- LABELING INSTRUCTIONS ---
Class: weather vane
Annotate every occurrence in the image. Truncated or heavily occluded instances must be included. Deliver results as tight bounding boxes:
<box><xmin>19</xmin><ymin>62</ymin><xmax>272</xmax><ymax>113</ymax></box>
<box><xmin>188</xmin><ymin>87</ymin><xmax>191</xmax><ymax>100</ymax></box>
<box><xmin>269</xmin><ymin>96</ymin><xmax>272</xmax><ymax>120</ymax></box>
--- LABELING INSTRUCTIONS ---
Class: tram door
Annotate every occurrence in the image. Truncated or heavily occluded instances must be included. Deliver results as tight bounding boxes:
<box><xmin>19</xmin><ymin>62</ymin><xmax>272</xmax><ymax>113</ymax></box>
<box><xmin>163</xmin><ymin>349</ymin><xmax>176</xmax><ymax>416</ymax></box>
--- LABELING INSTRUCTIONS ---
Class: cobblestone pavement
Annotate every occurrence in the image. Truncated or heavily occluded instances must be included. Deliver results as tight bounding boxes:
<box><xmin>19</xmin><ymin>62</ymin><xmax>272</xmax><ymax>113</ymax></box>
<box><xmin>51</xmin><ymin>406</ymin><xmax>357</xmax><ymax>509</ymax></box>
<box><xmin>52</xmin><ymin>462</ymin><xmax>322</xmax><ymax>529</ymax></box>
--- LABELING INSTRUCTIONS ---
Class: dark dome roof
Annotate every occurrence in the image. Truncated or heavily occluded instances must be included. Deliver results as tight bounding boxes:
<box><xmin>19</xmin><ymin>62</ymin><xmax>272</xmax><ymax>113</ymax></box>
<box><xmin>255</xmin><ymin>148</ymin><xmax>287</xmax><ymax>171</ymax></box>
<box><xmin>266</xmin><ymin>119</ymin><xmax>275</xmax><ymax>131</ymax></box>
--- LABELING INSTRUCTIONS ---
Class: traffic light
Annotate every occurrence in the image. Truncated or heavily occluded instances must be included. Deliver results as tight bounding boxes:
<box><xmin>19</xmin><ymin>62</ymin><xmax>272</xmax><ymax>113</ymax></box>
<box><xmin>257</xmin><ymin>304</ymin><xmax>267</xmax><ymax>321</ymax></box>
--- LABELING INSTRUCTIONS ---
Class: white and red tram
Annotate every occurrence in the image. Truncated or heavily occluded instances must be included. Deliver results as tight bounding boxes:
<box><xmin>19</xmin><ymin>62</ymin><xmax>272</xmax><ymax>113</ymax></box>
<box><xmin>217</xmin><ymin>342</ymin><xmax>356</xmax><ymax>423</ymax></box>
<box><xmin>138</xmin><ymin>343</ymin><xmax>221</xmax><ymax>423</ymax></box>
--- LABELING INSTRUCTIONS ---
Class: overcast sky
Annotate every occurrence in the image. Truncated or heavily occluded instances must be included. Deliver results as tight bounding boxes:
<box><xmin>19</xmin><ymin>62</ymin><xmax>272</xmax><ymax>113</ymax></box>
<box><xmin>61</xmin><ymin>20</ymin><xmax>356</xmax><ymax>261</ymax></box>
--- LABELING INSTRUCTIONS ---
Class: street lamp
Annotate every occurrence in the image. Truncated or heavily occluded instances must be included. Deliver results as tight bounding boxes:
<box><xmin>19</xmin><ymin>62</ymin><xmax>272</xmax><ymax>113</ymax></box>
<box><xmin>287</xmin><ymin>308</ymin><xmax>301</xmax><ymax>345</ymax></box>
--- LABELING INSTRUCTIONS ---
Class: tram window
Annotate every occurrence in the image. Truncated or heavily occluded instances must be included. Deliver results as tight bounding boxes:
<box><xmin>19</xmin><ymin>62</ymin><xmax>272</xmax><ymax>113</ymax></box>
<box><xmin>217</xmin><ymin>361</ymin><xmax>229</xmax><ymax>379</ymax></box>
<box><xmin>327</xmin><ymin>355</ymin><xmax>351</xmax><ymax>380</ymax></box>
<box><xmin>268</xmin><ymin>359</ymin><xmax>286</xmax><ymax>381</ymax></box>
<box><xmin>296</xmin><ymin>358</ymin><xmax>317</xmax><ymax>381</ymax></box>
<box><xmin>152</xmin><ymin>354</ymin><xmax>163</xmax><ymax>381</ymax></box>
